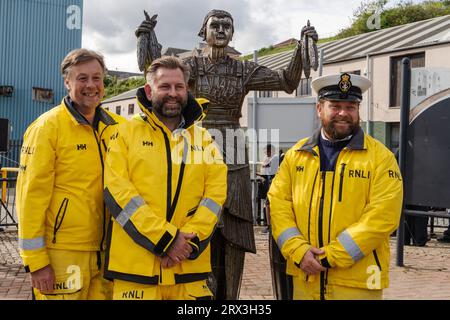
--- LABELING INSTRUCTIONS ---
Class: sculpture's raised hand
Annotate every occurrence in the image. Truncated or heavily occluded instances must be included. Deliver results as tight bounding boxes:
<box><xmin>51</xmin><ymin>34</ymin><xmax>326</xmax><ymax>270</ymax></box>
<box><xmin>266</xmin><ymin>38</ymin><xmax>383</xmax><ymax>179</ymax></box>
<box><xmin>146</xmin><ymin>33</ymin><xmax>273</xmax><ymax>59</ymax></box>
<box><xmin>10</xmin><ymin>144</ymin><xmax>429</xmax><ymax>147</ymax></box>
<box><xmin>300</xmin><ymin>20</ymin><xmax>319</xmax><ymax>78</ymax></box>
<box><xmin>135</xmin><ymin>11</ymin><xmax>158</xmax><ymax>37</ymax></box>
<box><xmin>136</xmin><ymin>10</ymin><xmax>161</xmax><ymax>73</ymax></box>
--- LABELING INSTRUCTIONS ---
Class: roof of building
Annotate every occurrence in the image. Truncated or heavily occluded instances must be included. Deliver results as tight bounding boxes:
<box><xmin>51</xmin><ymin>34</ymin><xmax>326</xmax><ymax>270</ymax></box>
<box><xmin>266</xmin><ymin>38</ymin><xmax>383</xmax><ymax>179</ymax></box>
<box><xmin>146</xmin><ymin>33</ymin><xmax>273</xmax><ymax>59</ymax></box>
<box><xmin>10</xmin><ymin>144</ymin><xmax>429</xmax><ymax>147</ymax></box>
<box><xmin>198</xmin><ymin>43</ymin><xmax>241</xmax><ymax>55</ymax></box>
<box><xmin>178</xmin><ymin>43</ymin><xmax>242</xmax><ymax>59</ymax></box>
<box><xmin>107</xmin><ymin>70</ymin><xmax>142</xmax><ymax>79</ymax></box>
<box><xmin>103</xmin><ymin>87</ymin><xmax>140</xmax><ymax>103</ymax></box>
<box><xmin>256</xmin><ymin>15</ymin><xmax>450</xmax><ymax>70</ymax></box>
<box><xmin>273</xmin><ymin>38</ymin><xmax>297</xmax><ymax>49</ymax></box>
<box><xmin>162</xmin><ymin>47</ymin><xmax>190</xmax><ymax>56</ymax></box>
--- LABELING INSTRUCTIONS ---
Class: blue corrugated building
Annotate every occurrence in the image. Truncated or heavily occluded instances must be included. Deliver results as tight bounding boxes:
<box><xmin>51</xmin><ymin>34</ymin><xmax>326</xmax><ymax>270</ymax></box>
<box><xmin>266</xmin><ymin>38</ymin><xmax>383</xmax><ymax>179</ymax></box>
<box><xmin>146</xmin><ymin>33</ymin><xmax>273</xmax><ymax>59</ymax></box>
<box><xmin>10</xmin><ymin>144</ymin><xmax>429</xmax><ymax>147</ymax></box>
<box><xmin>0</xmin><ymin>0</ymin><xmax>83</xmax><ymax>166</ymax></box>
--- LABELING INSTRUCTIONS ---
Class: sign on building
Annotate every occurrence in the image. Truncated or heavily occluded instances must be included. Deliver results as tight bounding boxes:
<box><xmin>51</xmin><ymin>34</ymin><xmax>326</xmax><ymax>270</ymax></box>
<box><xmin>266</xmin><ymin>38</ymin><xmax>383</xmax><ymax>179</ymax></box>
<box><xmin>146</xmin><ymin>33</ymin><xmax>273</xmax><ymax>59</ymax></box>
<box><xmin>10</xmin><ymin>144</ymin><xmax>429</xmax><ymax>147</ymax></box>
<box><xmin>411</xmin><ymin>67</ymin><xmax>450</xmax><ymax>108</ymax></box>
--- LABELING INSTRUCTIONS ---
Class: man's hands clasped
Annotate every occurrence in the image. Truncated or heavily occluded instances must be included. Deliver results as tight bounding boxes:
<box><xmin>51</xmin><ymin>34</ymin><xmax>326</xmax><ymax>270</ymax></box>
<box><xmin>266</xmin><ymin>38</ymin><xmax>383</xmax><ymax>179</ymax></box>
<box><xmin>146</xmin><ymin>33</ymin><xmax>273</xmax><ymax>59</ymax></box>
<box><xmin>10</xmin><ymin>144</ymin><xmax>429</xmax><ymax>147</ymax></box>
<box><xmin>300</xmin><ymin>247</ymin><xmax>326</xmax><ymax>276</ymax></box>
<box><xmin>160</xmin><ymin>232</ymin><xmax>196</xmax><ymax>269</ymax></box>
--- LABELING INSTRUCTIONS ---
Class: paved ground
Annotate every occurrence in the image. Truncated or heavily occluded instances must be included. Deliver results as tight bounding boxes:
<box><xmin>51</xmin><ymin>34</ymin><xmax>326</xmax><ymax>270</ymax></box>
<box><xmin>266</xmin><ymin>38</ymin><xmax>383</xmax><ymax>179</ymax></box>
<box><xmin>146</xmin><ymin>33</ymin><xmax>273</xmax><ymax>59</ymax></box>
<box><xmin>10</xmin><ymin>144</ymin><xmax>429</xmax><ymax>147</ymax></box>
<box><xmin>0</xmin><ymin>229</ymin><xmax>32</xmax><ymax>300</ymax></box>
<box><xmin>1</xmin><ymin>226</ymin><xmax>449</xmax><ymax>300</ymax></box>
<box><xmin>240</xmin><ymin>227</ymin><xmax>450</xmax><ymax>300</ymax></box>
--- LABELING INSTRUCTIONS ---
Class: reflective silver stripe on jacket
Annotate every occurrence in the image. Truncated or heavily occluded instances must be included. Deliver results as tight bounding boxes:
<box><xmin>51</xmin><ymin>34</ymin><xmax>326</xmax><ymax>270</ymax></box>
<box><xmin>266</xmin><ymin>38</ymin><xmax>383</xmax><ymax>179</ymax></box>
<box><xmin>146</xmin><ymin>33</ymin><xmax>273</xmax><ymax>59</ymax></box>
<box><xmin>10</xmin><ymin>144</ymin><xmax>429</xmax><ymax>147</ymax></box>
<box><xmin>199</xmin><ymin>198</ymin><xmax>221</xmax><ymax>217</ymax></box>
<box><xmin>116</xmin><ymin>196</ymin><xmax>146</xmax><ymax>227</ymax></box>
<box><xmin>18</xmin><ymin>237</ymin><xmax>45</xmax><ymax>251</ymax></box>
<box><xmin>338</xmin><ymin>230</ymin><xmax>365</xmax><ymax>262</ymax></box>
<box><xmin>277</xmin><ymin>227</ymin><xmax>302</xmax><ymax>250</ymax></box>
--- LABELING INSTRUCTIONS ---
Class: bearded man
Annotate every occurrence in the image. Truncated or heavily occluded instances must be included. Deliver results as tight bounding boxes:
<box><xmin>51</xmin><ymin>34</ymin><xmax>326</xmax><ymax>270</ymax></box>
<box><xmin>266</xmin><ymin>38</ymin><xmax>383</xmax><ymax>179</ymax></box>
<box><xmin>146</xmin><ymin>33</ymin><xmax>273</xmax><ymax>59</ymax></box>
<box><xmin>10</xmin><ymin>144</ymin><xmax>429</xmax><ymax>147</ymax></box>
<box><xmin>135</xmin><ymin>8</ymin><xmax>318</xmax><ymax>300</ymax></box>
<box><xmin>268</xmin><ymin>73</ymin><xmax>403</xmax><ymax>300</ymax></box>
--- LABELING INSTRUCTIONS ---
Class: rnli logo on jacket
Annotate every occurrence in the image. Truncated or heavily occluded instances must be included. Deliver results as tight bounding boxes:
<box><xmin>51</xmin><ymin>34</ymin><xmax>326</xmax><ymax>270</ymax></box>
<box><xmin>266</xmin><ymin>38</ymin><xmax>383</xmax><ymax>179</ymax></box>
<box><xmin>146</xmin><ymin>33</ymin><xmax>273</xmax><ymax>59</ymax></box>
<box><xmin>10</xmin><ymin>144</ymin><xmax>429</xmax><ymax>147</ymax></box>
<box><xmin>77</xmin><ymin>144</ymin><xmax>87</xmax><ymax>151</ymax></box>
<box><xmin>348</xmin><ymin>169</ymin><xmax>371</xmax><ymax>179</ymax></box>
<box><xmin>110</xmin><ymin>132</ymin><xmax>119</xmax><ymax>141</ymax></box>
<box><xmin>122</xmin><ymin>290</ymin><xmax>144</xmax><ymax>300</ymax></box>
<box><xmin>388</xmin><ymin>170</ymin><xmax>402</xmax><ymax>181</ymax></box>
<box><xmin>21</xmin><ymin>146</ymin><xmax>35</xmax><ymax>155</ymax></box>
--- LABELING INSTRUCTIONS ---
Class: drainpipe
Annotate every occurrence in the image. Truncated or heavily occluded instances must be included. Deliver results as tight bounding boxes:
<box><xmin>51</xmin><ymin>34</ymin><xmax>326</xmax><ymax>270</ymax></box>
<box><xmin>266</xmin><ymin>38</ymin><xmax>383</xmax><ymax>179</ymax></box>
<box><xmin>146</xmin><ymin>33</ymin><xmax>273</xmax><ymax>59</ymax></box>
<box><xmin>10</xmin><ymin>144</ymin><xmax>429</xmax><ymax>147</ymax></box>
<box><xmin>366</xmin><ymin>54</ymin><xmax>372</xmax><ymax>136</ymax></box>
<box><xmin>252</xmin><ymin>50</ymin><xmax>258</xmax><ymax>225</ymax></box>
<box><xmin>314</xmin><ymin>48</ymin><xmax>325</xmax><ymax>131</ymax></box>
<box><xmin>319</xmin><ymin>49</ymin><xmax>324</xmax><ymax>76</ymax></box>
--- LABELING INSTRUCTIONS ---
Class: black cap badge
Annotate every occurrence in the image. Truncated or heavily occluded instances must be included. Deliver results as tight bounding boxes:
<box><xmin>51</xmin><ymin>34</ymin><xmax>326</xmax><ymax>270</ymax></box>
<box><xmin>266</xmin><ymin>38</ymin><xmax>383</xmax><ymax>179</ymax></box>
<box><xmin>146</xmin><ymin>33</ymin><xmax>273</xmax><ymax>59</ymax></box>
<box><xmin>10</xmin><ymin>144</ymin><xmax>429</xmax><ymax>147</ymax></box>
<box><xmin>338</xmin><ymin>73</ymin><xmax>352</xmax><ymax>93</ymax></box>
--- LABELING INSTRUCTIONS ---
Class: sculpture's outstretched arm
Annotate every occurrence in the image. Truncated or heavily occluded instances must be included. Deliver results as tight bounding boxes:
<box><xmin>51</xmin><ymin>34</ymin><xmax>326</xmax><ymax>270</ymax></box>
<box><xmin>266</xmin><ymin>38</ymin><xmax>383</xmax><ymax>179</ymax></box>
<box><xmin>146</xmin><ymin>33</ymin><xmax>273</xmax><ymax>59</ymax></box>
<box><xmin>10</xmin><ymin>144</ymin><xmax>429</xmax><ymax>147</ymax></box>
<box><xmin>136</xmin><ymin>10</ymin><xmax>162</xmax><ymax>73</ymax></box>
<box><xmin>245</xmin><ymin>21</ymin><xmax>318</xmax><ymax>94</ymax></box>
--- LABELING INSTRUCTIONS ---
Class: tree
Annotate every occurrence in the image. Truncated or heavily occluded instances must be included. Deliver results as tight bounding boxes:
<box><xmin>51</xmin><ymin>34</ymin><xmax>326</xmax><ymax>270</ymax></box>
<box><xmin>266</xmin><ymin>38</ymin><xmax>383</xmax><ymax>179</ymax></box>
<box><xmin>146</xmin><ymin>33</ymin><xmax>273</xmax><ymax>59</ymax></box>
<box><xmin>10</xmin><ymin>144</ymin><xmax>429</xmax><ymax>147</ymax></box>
<box><xmin>103</xmin><ymin>75</ymin><xmax>146</xmax><ymax>99</ymax></box>
<box><xmin>336</xmin><ymin>0</ymin><xmax>450</xmax><ymax>39</ymax></box>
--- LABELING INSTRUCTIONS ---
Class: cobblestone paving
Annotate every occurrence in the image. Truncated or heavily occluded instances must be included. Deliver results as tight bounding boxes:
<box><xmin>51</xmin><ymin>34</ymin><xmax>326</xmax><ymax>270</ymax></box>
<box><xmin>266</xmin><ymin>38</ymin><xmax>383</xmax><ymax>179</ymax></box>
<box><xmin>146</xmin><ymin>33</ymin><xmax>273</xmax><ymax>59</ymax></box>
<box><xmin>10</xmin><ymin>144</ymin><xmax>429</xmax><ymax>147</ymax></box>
<box><xmin>1</xmin><ymin>227</ymin><xmax>449</xmax><ymax>300</ymax></box>
<box><xmin>239</xmin><ymin>227</ymin><xmax>450</xmax><ymax>300</ymax></box>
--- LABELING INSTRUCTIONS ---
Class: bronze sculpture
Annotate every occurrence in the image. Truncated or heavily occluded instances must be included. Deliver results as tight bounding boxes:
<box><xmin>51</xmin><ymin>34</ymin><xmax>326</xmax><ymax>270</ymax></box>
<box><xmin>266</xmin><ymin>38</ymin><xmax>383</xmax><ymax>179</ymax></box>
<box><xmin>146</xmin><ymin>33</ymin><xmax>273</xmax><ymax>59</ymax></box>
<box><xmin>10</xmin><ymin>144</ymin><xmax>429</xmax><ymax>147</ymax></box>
<box><xmin>135</xmin><ymin>11</ymin><xmax>162</xmax><ymax>74</ymax></box>
<box><xmin>136</xmin><ymin>9</ymin><xmax>318</xmax><ymax>300</ymax></box>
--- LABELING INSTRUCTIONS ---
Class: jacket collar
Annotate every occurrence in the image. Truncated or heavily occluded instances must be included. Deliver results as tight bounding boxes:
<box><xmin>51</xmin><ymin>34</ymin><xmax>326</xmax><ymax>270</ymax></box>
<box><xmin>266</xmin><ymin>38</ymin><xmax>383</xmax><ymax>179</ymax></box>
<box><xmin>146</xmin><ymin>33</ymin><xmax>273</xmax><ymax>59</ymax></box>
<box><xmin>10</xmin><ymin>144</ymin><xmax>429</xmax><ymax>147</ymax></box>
<box><xmin>136</xmin><ymin>87</ymin><xmax>204</xmax><ymax>130</ymax></box>
<box><xmin>63</xmin><ymin>96</ymin><xmax>117</xmax><ymax>129</ymax></box>
<box><xmin>346</xmin><ymin>127</ymin><xmax>366</xmax><ymax>150</ymax></box>
<box><xmin>298</xmin><ymin>127</ymin><xmax>366</xmax><ymax>154</ymax></box>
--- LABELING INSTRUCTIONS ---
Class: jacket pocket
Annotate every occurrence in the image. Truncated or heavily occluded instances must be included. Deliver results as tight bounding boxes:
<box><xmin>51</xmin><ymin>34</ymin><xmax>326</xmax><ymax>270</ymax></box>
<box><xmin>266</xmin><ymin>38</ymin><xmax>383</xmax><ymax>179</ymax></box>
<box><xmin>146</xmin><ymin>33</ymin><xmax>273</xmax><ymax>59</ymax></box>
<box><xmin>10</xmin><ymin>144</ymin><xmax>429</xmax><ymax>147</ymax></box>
<box><xmin>52</xmin><ymin>198</ymin><xmax>69</xmax><ymax>244</ymax></box>
<box><xmin>372</xmin><ymin>250</ymin><xmax>382</xmax><ymax>271</ymax></box>
<box><xmin>186</xmin><ymin>206</ymin><xmax>198</xmax><ymax>217</ymax></box>
<box><xmin>338</xmin><ymin>163</ymin><xmax>346</xmax><ymax>202</ymax></box>
<box><xmin>184</xmin><ymin>281</ymin><xmax>213</xmax><ymax>300</ymax></box>
<box><xmin>40</xmin><ymin>270</ymin><xmax>83</xmax><ymax>297</ymax></box>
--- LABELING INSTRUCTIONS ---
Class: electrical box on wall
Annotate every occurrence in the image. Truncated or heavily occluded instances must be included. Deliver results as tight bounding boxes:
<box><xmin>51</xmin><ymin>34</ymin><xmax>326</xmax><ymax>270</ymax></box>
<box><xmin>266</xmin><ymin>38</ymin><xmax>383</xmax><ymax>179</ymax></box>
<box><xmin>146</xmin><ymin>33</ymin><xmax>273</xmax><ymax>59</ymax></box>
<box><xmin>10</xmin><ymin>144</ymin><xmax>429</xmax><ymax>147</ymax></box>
<box><xmin>0</xmin><ymin>86</ymin><xmax>14</xmax><ymax>97</ymax></box>
<box><xmin>0</xmin><ymin>118</ymin><xmax>10</xmax><ymax>152</ymax></box>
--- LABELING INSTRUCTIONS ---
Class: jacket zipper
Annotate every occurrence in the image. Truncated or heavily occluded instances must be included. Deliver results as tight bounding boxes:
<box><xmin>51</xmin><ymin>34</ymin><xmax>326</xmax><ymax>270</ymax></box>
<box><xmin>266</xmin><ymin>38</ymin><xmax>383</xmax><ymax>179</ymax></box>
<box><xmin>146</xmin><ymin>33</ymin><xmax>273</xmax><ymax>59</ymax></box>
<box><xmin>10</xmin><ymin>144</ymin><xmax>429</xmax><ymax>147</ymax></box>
<box><xmin>150</xmin><ymin>119</ymin><xmax>189</xmax><ymax>283</ymax></box>
<box><xmin>305</xmin><ymin>170</ymin><xmax>319</xmax><ymax>283</ymax></box>
<box><xmin>325</xmin><ymin>171</ymin><xmax>336</xmax><ymax>290</ymax></box>
<box><xmin>157</xmin><ymin>126</ymin><xmax>187</xmax><ymax>223</ymax></box>
<box><xmin>52</xmin><ymin>198</ymin><xmax>69</xmax><ymax>243</ymax></box>
<box><xmin>160</xmin><ymin>129</ymin><xmax>173</xmax><ymax>222</ymax></box>
<box><xmin>338</xmin><ymin>163</ymin><xmax>346</xmax><ymax>202</ymax></box>
<box><xmin>307</xmin><ymin>169</ymin><xmax>319</xmax><ymax>243</ymax></box>
<box><xmin>318</xmin><ymin>171</ymin><xmax>326</xmax><ymax>300</ymax></box>
<box><xmin>373</xmin><ymin>250</ymin><xmax>382</xmax><ymax>271</ymax></box>
<box><xmin>93</xmin><ymin>127</ymin><xmax>108</xmax><ymax>269</ymax></box>
<box><xmin>168</xmin><ymin>138</ymin><xmax>187</xmax><ymax>221</ymax></box>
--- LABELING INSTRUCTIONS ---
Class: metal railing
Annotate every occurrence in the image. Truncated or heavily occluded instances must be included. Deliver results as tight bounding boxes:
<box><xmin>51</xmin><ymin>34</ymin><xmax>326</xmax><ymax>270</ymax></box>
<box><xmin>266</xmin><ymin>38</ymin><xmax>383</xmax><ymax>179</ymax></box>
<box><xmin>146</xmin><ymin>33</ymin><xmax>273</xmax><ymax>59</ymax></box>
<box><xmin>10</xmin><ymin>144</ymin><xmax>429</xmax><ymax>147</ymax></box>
<box><xmin>0</xmin><ymin>140</ymin><xmax>22</xmax><ymax>168</ymax></box>
<box><xmin>0</xmin><ymin>167</ymin><xmax>19</xmax><ymax>229</ymax></box>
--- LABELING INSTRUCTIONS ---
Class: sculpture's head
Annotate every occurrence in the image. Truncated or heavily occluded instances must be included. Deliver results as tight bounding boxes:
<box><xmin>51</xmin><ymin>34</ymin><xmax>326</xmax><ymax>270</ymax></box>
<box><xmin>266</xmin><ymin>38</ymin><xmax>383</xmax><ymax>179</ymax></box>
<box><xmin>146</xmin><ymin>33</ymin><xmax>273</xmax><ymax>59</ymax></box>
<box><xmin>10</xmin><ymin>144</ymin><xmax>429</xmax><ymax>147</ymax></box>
<box><xmin>198</xmin><ymin>9</ymin><xmax>234</xmax><ymax>48</ymax></box>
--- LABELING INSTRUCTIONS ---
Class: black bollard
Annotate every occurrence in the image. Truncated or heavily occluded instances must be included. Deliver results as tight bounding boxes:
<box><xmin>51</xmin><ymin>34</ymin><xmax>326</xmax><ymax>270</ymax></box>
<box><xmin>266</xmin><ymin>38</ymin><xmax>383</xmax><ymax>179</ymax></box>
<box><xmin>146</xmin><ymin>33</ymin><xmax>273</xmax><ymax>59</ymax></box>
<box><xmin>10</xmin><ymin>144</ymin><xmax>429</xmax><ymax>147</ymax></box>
<box><xmin>396</xmin><ymin>58</ymin><xmax>411</xmax><ymax>267</ymax></box>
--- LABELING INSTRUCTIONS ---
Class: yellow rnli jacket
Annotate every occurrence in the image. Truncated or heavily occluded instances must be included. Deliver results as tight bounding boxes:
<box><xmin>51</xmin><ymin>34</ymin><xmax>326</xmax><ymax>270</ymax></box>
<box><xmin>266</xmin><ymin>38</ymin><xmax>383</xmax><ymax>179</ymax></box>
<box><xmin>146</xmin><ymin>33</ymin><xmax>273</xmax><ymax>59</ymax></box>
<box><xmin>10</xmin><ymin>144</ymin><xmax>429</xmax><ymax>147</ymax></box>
<box><xmin>16</xmin><ymin>97</ymin><xmax>123</xmax><ymax>273</ymax></box>
<box><xmin>268</xmin><ymin>129</ymin><xmax>403</xmax><ymax>290</ymax></box>
<box><xmin>103</xmin><ymin>89</ymin><xmax>227</xmax><ymax>285</ymax></box>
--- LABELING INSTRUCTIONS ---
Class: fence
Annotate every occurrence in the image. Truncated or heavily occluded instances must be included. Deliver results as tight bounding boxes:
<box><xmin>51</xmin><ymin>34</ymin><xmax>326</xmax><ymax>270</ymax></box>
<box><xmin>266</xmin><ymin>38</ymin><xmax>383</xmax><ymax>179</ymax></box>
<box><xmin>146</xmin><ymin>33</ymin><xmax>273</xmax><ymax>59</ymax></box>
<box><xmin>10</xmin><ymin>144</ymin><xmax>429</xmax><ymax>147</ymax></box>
<box><xmin>0</xmin><ymin>139</ymin><xmax>22</xmax><ymax>168</ymax></box>
<box><xmin>0</xmin><ymin>168</ymin><xmax>18</xmax><ymax>228</ymax></box>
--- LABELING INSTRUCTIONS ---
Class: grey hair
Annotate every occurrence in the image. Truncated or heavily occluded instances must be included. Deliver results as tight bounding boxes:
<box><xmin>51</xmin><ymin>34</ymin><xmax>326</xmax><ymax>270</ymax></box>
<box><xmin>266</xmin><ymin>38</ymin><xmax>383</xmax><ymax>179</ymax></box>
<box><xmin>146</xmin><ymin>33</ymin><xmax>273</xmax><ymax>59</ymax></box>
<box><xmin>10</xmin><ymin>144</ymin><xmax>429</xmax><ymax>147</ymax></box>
<box><xmin>61</xmin><ymin>48</ymin><xmax>106</xmax><ymax>79</ymax></box>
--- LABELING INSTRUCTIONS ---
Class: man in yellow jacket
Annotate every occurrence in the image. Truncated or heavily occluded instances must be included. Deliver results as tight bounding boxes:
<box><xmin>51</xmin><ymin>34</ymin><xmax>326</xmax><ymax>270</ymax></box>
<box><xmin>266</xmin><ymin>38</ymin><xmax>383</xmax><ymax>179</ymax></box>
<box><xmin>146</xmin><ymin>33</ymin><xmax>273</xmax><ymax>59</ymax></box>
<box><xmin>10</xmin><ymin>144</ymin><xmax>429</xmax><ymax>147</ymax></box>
<box><xmin>103</xmin><ymin>56</ymin><xmax>227</xmax><ymax>300</ymax></box>
<box><xmin>268</xmin><ymin>73</ymin><xmax>403</xmax><ymax>300</ymax></box>
<box><xmin>16</xmin><ymin>49</ymin><xmax>123</xmax><ymax>300</ymax></box>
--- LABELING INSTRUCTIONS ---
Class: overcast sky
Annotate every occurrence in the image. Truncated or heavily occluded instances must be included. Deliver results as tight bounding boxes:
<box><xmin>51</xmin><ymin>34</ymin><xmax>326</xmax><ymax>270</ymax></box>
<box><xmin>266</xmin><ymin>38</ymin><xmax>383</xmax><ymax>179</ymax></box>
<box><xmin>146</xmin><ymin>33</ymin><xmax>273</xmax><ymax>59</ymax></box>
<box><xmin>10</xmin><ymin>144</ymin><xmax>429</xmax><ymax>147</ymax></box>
<box><xmin>82</xmin><ymin>0</ymin><xmax>421</xmax><ymax>73</ymax></box>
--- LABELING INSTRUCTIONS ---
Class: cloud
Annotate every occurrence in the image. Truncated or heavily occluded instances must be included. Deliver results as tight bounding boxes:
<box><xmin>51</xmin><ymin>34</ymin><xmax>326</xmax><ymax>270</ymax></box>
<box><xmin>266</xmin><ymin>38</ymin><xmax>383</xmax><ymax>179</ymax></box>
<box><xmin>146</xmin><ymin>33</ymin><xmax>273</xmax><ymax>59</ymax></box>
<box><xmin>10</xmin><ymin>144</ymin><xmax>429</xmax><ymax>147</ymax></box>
<box><xmin>82</xmin><ymin>0</ymin><xmax>370</xmax><ymax>72</ymax></box>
